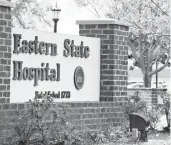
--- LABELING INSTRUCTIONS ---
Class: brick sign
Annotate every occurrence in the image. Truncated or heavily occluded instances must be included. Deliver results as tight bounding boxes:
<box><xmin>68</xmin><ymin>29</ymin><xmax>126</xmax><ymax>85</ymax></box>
<box><xmin>10</xmin><ymin>28</ymin><xmax>100</xmax><ymax>102</ymax></box>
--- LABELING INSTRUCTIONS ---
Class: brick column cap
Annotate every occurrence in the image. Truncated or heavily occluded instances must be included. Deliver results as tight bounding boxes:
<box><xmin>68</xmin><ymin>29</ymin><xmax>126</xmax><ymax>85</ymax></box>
<box><xmin>76</xmin><ymin>18</ymin><xmax>130</xmax><ymax>27</ymax></box>
<box><xmin>0</xmin><ymin>0</ymin><xmax>15</xmax><ymax>8</ymax></box>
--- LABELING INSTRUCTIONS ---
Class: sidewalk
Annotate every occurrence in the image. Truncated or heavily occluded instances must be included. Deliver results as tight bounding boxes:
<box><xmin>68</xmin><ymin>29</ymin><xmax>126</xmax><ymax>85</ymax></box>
<box><xmin>141</xmin><ymin>139</ymin><xmax>171</xmax><ymax>145</ymax></box>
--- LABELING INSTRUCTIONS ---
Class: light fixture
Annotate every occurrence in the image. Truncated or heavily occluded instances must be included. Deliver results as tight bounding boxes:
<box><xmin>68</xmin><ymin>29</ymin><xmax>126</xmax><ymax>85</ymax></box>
<box><xmin>51</xmin><ymin>2</ymin><xmax>61</xmax><ymax>33</ymax></box>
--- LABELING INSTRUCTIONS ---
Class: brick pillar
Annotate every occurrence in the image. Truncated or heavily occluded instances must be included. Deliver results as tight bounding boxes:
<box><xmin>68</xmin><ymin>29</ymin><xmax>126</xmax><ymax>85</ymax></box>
<box><xmin>0</xmin><ymin>0</ymin><xmax>13</xmax><ymax>103</ymax></box>
<box><xmin>76</xmin><ymin>20</ymin><xmax>129</xmax><ymax>101</ymax></box>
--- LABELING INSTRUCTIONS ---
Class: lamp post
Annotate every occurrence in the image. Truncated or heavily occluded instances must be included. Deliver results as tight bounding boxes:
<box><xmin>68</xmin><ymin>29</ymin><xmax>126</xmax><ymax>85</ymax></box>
<box><xmin>51</xmin><ymin>3</ymin><xmax>61</xmax><ymax>33</ymax></box>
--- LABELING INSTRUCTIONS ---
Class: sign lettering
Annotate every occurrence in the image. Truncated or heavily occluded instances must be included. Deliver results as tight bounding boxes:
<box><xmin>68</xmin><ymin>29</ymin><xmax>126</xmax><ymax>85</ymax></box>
<box><xmin>11</xmin><ymin>29</ymin><xmax>100</xmax><ymax>102</ymax></box>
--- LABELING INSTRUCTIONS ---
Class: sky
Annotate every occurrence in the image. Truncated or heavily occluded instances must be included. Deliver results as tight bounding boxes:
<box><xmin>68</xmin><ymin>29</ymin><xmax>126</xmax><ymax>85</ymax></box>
<box><xmin>37</xmin><ymin>0</ymin><xmax>105</xmax><ymax>35</ymax></box>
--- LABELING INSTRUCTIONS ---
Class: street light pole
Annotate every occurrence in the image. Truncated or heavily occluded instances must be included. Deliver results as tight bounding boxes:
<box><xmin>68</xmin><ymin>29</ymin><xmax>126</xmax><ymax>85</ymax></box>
<box><xmin>51</xmin><ymin>3</ymin><xmax>61</xmax><ymax>33</ymax></box>
<box><xmin>53</xmin><ymin>19</ymin><xmax>59</xmax><ymax>33</ymax></box>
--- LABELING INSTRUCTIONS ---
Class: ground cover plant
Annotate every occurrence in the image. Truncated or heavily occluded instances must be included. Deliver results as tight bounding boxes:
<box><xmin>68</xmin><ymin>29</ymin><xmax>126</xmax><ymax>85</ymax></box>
<box><xmin>3</xmin><ymin>94</ymin><xmax>132</xmax><ymax>145</ymax></box>
<box><xmin>122</xmin><ymin>91</ymin><xmax>170</xmax><ymax>131</ymax></box>
<box><xmin>4</xmin><ymin>91</ymin><xmax>170</xmax><ymax>145</ymax></box>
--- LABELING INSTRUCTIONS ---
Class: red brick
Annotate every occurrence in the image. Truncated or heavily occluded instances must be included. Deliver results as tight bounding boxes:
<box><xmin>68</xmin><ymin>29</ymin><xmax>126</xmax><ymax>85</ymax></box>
<box><xmin>0</xmin><ymin>92</ymin><xmax>2</xmax><ymax>97</ymax></box>
<box><xmin>88</xmin><ymin>103</ymin><xmax>94</xmax><ymax>107</ymax></box>
<box><xmin>79</xmin><ymin>24</ymin><xmax>84</xmax><ymax>29</ymax></box>
<box><xmin>103</xmin><ymin>49</ymin><xmax>114</xmax><ymax>54</ymax></box>
<box><xmin>82</xmin><ymin>103</ymin><xmax>87</xmax><ymax>107</ymax></box>
<box><xmin>101</xmin><ymin>64</ymin><xmax>108</xmax><ymax>69</ymax></box>
<box><xmin>101</xmin><ymin>45</ymin><xmax>108</xmax><ymax>49</ymax></box>
<box><xmin>5</xmin><ymin>39</ymin><xmax>11</xmax><ymax>46</ymax></box>
<box><xmin>87</xmin><ymin>114</ymin><xmax>93</xmax><ymax>118</ymax></box>
<box><xmin>0</xmin><ymin>26</ymin><xmax>3</xmax><ymax>32</ymax></box>
<box><xmin>0</xmin><ymin>125</ymin><xmax>5</xmax><ymax>130</ymax></box>
<box><xmin>17</xmin><ymin>104</ymin><xmax>25</xmax><ymax>110</ymax></box>
<box><xmin>0</xmin><ymin>13</ymin><xmax>3</xmax><ymax>19</ymax></box>
<box><xmin>91</xmin><ymin>29</ymin><xmax>102</xmax><ymax>34</ymax></box>
<box><xmin>0</xmin><ymin>39</ymin><xmax>3</xmax><ymax>44</ymax></box>
<box><xmin>7</xmin><ymin>85</ymin><xmax>10</xmax><ymax>90</ymax></box>
<box><xmin>103</xmin><ymin>81</ymin><xmax>114</xmax><ymax>85</ymax></box>
<box><xmin>0</xmin><ymin>32</ymin><xmax>8</xmax><ymax>38</ymax></box>
<box><xmin>13</xmin><ymin>110</ymin><xmax>19</xmax><ymax>116</ymax></box>
<box><xmin>4</xmin><ymin>14</ymin><xmax>11</xmax><ymax>20</ymax></box>
<box><xmin>86</xmin><ymin>34</ymin><xmax>95</xmax><ymax>37</ymax></box>
<box><xmin>108</xmin><ymin>35</ymin><xmax>113</xmax><ymax>39</ymax></box>
<box><xmin>78</xmin><ymin>109</ymin><xmax>84</xmax><ymax>113</ymax></box>
<box><xmin>98</xmin><ymin>24</ymin><xmax>108</xmax><ymax>29</ymax></box>
<box><xmin>77</xmin><ymin>103</ymin><xmax>84</xmax><ymax>108</ymax></box>
<box><xmin>0</xmin><ymin>111</ymin><xmax>5</xmax><ymax>118</ymax></box>
<box><xmin>7</xmin><ymin>60</ymin><xmax>11</xmax><ymax>65</ymax></box>
<box><xmin>109</xmin><ymin>24</ymin><xmax>119</xmax><ymax>29</ymax></box>
<box><xmin>119</xmin><ymin>25</ymin><xmax>127</xmax><ymax>31</ymax></box>
<box><xmin>100</xmin><ymin>76</ymin><xmax>108</xmax><ymax>81</ymax></box>
<box><xmin>102</xmin><ymin>39</ymin><xmax>114</xmax><ymax>44</ymax></box>
<box><xmin>0</xmin><ymin>85</ymin><xmax>6</xmax><ymax>91</ymax></box>
<box><xmin>3</xmin><ymin>92</ymin><xmax>8</xmax><ymax>97</ymax></box>
<box><xmin>79</xmin><ymin>30</ymin><xmax>90</xmax><ymax>34</ymax></box>
<box><xmin>5</xmin><ymin>111</ymin><xmax>13</xmax><ymax>117</ymax></box>
<box><xmin>0</xmin><ymin>46</ymin><xmax>7</xmax><ymax>51</ymax></box>
<box><xmin>0</xmin><ymin>20</ymin><xmax>7</xmax><ymax>26</ymax></box>
<box><xmin>97</xmin><ymin>35</ymin><xmax>108</xmax><ymax>39</ymax></box>
<box><xmin>85</xmin><ymin>24</ymin><xmax>96</xmax><ymax>29</ymax></box>
<box><xmin>103</xmin><ymin>30</ymin><xmax>114</xmax><ymax>34</ymax></box>
<box><xmin>0</xmin><ymin>59</ymin><xmax>7</xmax><ymax>64</ymax></box>
<box><xmin>101</xmin><ymin>92</ymin><xmax>114</xmax><ymax>97</ymax></box>
<box><xmin>2</xmin><ymin>104</ymin><xmax>10</xmax><ymax>110</ymax></box>
<box><xmin>10</xmin><ymin>104</ymin><xmax>17</xmax><ymax>110</ymax></box>
<box><xmin>119</xmin><ymin>36</ymin><xmax>123</xmax><ymax>40</ymax></box>
<box><xmin>0</xmin><ymin>7</ymin><xmax>8</xmax><ymax>13</ymax></box>
<box><xmin>0</xmin><ymin>52</ymin><xmax>3</xmax><ymax>58</ymax></box>
<box><xmin>7</xmin><ymin>21</ymin><xmax>12</xmax><ymax>27</ymax></box>
<box><xmin>7</xmin><ymin>46</ymin><xmax>11</xmax><ymax>52</ymax></box>
<box><xmin>3</xmin><ymin>66</ymin><xmax>10</xmax><ymax>71</ymax></box>
<box><xmin>102</xmin><ymin>60</ymin><xmax>114</xmax><ymax>64</ymax></box>
<box><xmin>103</xmin><ymin>70</ymin><xmax>114</xmax><ymax>75</ymax></box>
<box><xmin>3</xmin><ymin>52</ymin><xmax>11</xmax><ymax>58</ymax></box>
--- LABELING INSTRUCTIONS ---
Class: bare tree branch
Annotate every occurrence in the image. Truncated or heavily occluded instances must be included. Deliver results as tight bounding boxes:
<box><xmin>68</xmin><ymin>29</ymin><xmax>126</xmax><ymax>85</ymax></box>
<box><xmin>12</xmin><ymin>0</ymin><xmax>51</xmax><ymax>29</ymax></box>
<box><xmin>128</xmin><ymin>40</ymin><xmax>139</xmax><ymax>60</ymax></box>
<box><xmin>151</xmin><ymin>0</ymin><xmax>169</xmax><ymax>16</ymax></box>
<box><xmin>149</xmin><ymin>48</ymin><xmax>170</xmax><ymax>76</ymax></box>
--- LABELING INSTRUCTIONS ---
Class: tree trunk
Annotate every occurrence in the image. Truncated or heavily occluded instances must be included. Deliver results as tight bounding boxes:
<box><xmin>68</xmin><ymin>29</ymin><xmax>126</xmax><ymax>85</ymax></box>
<box><xmin>143</xmin><ymin>73</ymin><xmax>152</xmax><ymax>88</ymax></box>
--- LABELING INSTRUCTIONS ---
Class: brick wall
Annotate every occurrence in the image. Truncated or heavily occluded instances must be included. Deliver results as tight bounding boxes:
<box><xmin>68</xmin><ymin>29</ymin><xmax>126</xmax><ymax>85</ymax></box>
<box><xmin>0</xmin><ymin>0</ymin><xmax>12</xmax><ymax>104</ymax></box>
<box><xmin>0</xmin><ymin>1</ymin><xmax>131</xmax><ymax>143</ymax></box>
<box><xmin>0</xmin><ymin>102</ymin><xmax>126</xmax><ymax>143</ymax></box>
<box><xmin>127</xmin><ymin>88</ymin><xmax>167</xmax><ymax>104</ymax></box>
<box><xmin>76</xmin><ymin>20</ymin><xmax>129</xmax><ymax>101</ymax></box>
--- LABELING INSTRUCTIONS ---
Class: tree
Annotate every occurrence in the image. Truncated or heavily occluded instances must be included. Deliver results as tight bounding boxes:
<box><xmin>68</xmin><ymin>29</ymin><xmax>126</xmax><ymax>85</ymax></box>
<box><xmin>75</xmin><ymin>0</ymin><xmax>170</xmax><ymax>87</ymax></box>
<box><xmin>12</xmin><ymin>0</ymin><xmax>51</xmax><ymax>29</ymax></box>
<box><xmin>128</xmin><ymin>32</ymin><xmax>170</xmax><ymax>87</ymax></box>
<box><xmin>75</xmin><ymin>0</ymin><xmax>170</xmax><ymax>33</ymax></box>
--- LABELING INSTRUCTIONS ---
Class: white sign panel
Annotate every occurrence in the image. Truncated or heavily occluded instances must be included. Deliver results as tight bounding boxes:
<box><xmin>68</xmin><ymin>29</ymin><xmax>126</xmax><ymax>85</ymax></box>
<box><xmin>11</xmin><ymin>29</ymin><xmax>100</xmax><ymax>102</ymax></box>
